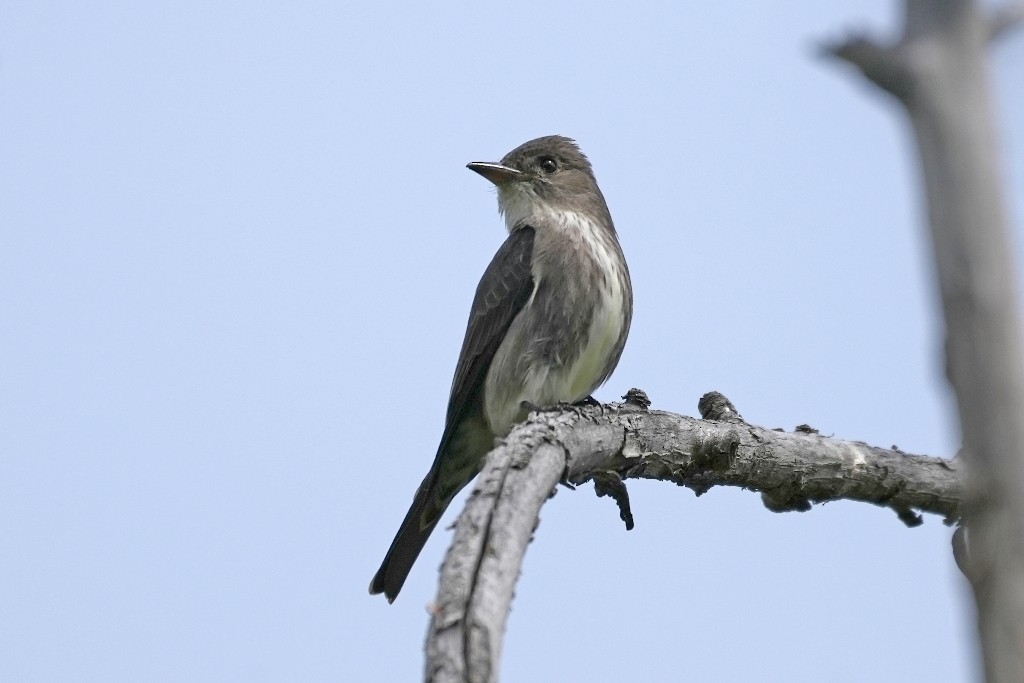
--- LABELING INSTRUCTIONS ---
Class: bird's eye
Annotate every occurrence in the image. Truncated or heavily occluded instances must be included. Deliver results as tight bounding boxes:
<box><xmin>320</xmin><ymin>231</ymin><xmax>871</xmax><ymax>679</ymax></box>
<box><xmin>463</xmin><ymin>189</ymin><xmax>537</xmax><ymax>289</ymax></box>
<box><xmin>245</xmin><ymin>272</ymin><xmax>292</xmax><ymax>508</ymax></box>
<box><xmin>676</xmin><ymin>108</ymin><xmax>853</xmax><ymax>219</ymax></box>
<box><xmin>539</xmin><ymin>157</ymin><xmax>558</xmax><ymax>174</ymax></box>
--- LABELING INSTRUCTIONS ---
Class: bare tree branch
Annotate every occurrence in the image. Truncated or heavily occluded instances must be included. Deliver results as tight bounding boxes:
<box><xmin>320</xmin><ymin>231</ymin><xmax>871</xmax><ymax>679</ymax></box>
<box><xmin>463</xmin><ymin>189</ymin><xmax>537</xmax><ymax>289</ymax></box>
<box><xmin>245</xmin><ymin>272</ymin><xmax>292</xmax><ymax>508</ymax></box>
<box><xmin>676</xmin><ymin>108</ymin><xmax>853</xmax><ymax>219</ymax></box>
<box><xmin>425</xmin><ymin>396</ymin><xmax>960</xmax><ymax>682</ymax></box>
<box><xmin>988</xmin><ymin>3</ymin><xmax>1024</xmax><ymax>42</ymax></box>
<box><xmin>422</xmin><ymin>2</ymin><xmax>1024</xmax><ymax>678</ymax></box>
<box><xmin>826</xmin><ymin>1</ymin><xmax>1024</xmax><ymax>680</ymax></box>
<box><xmin>426</xmin><ymin>420</ymin><xmax>567</xmax><ymax>683</ymax></box>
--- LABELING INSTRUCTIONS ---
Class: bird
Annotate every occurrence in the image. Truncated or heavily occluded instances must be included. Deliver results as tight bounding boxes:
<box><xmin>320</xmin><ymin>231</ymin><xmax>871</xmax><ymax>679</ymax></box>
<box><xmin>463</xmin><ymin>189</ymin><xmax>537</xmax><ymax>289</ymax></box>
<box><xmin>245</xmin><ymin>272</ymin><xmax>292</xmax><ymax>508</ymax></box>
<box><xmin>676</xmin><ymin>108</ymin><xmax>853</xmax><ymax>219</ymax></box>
<box><xmin>369</xmin><ymin>135</ymin><xmax>632</xmax><ymax>602</ymax></box>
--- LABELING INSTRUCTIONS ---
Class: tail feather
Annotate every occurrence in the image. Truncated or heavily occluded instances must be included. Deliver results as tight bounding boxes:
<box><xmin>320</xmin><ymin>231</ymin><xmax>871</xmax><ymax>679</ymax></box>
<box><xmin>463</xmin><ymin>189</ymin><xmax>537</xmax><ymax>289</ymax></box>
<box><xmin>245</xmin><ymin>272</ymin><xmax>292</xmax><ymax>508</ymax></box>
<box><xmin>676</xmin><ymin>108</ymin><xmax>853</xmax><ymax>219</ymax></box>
<box><xmin>368</xmin><ymin>470</ymin><xmax>442</xmax><ymax>603</ymax></box>
<box><xmin>370</xmin><ymin>414</ymin><xmax>494</xmax><ymax>602</ymax></box>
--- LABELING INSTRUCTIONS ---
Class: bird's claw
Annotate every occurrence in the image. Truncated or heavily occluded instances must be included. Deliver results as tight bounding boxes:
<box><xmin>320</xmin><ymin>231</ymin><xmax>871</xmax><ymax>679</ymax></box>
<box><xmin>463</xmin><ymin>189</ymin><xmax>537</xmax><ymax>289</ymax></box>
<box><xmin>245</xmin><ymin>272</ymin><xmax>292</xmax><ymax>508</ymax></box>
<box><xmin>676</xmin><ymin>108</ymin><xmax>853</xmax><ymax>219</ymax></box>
<box><xmin>520</xmin><ymin>396</ymin><xmax>605</xmax><ymax>422</ymax></box>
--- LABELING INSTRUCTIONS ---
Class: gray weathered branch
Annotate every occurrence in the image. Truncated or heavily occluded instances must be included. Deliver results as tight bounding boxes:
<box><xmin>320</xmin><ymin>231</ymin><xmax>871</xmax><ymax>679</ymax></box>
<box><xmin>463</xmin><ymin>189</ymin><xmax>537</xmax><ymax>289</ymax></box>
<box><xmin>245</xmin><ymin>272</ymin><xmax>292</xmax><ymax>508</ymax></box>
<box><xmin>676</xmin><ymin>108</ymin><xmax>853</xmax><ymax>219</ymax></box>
<box><xmin>425</xmin><ymin>396</ymin><xmax>960</xmax><ymax>682</ymax></box>
<box><xmin>423</xmin><ymin>2</ymin><xmax>1023</xmax><ymax>678</ymax></box>
<box><xmin>826</xmin><ymin>1</ymin><xmax>1024</xmax><ymax>680</ymax></box>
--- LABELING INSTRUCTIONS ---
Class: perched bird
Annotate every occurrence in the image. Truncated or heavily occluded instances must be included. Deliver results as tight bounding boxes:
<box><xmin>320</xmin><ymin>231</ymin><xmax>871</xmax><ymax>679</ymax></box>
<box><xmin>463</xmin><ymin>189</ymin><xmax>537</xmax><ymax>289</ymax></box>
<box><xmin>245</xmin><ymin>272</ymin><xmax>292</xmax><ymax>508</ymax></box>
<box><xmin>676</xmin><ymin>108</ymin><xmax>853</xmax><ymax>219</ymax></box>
<box><xmin>369</xmin><ymin>135</ymin><xmax>632</xmax><ymax>602</ymax></box>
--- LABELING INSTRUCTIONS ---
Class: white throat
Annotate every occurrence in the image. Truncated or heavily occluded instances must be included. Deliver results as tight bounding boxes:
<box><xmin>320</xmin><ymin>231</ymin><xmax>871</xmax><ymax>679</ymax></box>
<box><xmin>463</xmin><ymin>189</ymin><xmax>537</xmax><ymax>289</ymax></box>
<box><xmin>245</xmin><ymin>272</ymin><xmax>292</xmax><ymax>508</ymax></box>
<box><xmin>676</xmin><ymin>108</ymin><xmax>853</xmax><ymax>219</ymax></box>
<box><xmin>498</xmin><ymin>184</ymin><xmax>547</xmax><ymax>233</ymax></box>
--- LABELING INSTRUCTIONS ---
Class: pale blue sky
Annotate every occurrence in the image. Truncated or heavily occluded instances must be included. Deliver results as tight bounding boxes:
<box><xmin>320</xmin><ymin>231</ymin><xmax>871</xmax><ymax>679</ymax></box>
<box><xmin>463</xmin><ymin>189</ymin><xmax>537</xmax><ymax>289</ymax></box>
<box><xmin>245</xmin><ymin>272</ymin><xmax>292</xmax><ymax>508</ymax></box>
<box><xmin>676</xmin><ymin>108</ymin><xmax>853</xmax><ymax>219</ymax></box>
<box><xmin>2</xmin><ymin>2</ymin><xmax>1022</xmax><ymax>681</ymax></box>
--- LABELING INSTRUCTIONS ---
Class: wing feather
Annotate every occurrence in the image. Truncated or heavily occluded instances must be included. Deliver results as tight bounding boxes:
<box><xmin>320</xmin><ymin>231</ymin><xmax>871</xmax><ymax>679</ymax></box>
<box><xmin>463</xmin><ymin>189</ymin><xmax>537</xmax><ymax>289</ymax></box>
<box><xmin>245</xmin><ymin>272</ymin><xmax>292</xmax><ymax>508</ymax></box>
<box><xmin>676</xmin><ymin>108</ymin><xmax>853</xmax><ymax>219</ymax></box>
<box><xmin>444</xmin><ymin>225</ymin><xmax>536</xmax><ymax>429</ymax></box>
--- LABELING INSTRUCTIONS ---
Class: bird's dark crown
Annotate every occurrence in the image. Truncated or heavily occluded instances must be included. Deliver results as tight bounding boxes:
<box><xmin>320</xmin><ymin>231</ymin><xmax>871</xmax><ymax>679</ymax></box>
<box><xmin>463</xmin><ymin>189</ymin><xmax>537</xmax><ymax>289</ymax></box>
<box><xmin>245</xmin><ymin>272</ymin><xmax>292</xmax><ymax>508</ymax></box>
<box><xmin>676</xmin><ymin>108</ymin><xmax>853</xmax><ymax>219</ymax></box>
<box><xmin>487</xmin><ymin>135</ymin><xmax>612</xmax><ymax>231</ymax></box>
<box><xmin>499</xmin><ymin>135</ymin><xmax>596</xmax><ymax>181</ymax></box>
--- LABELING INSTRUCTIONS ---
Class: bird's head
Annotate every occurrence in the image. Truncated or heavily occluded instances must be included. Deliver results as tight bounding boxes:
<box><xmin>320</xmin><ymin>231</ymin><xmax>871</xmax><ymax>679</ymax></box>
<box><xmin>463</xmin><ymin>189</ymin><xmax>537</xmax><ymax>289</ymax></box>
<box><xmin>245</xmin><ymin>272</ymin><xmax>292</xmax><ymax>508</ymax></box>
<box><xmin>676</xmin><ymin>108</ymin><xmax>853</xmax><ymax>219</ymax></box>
<box><xmin>467</xmin><ymin>135</ymin><xmax>610</xmax><ymax>232</ymax></box>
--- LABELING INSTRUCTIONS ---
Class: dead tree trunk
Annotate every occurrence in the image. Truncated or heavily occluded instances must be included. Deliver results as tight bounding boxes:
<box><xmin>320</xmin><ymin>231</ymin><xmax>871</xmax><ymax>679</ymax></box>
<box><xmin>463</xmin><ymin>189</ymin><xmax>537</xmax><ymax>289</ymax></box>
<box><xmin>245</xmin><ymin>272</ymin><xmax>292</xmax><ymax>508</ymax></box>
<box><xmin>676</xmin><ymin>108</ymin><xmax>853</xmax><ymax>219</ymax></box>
<box><xmin>828</xmin><ymin>2</ymin><xmax>1024</xmax><ymax>680</ymax></box>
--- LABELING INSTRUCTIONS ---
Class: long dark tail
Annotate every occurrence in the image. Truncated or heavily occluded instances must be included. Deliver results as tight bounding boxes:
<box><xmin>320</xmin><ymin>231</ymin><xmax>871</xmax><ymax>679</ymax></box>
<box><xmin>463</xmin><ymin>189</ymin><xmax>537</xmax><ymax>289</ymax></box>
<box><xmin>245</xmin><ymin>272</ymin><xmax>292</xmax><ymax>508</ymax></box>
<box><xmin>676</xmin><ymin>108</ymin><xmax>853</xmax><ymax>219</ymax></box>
<box><xmin>368</xmin><ymin>469</ymin><xmax>443</xmax><ymax>603</ymax></box>
<box><xmin>370</xmin><ymin>414</ymin><xmax>493</xmax><ymax>602</ymax></box>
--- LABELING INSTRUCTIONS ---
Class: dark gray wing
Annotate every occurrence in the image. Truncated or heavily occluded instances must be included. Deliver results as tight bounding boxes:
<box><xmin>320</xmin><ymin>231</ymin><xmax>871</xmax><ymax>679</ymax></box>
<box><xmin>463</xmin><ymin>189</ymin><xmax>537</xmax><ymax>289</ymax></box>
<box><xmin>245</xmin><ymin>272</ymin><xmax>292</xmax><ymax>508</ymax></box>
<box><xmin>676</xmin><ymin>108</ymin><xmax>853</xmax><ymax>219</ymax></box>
<box><xmin>443</xmin><ymin>225</ymin><xmax>536</xmax><ymax>428</ymax></box>
<box><xmin>368</xmin><ymin>225</ymin><xmax>536</xmax><ymax>602</ymax></box>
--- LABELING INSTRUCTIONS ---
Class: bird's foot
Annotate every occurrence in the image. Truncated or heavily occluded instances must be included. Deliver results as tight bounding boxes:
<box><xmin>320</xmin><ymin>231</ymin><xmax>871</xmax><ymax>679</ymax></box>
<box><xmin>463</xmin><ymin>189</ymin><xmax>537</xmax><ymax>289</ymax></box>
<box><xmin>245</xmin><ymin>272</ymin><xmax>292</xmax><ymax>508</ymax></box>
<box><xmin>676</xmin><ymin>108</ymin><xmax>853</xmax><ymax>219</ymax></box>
<box><xmin>520</xmin><ymin>399</ymin><xmax>574</xmax><ymax>416</ymax></box>
<box><xmin>519</xmin><ymin>399</ymin><xmax>544</xmax><ymax>414</ymax></box>
<box><xmin>573</xmin><ymin>395</ymin><xmax>605</xmax><ymax>418</ymax></box>
<box><xmin>519</xmin><ymin>397</ymin><xmax>603</xmax><ymax>421</ymax></box>
<box><xmin>573</xmin><ymin>395</ymin><xmax>601</xmax><ymax>408</ymax></box>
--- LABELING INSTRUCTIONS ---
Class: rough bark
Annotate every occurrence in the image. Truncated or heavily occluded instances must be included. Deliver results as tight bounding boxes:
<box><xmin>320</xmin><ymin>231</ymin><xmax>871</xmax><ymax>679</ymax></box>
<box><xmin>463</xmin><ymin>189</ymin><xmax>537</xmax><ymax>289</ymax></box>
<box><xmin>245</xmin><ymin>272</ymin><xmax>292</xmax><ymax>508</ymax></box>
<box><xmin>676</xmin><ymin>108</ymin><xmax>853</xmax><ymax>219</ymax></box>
<box><xmin>422</xmin><ymin>3</ymin><xmax>1023</xmax><ymax>679</ymax></box>
<box><xmin>826</xmin><ymin>1</ymin><xmax>1024</xmax><ymax>680</ymax></box>
<box><xmin>424</xmin><ymin>395</ymin><xmax>960</xmax><ymax>683</ymax></box>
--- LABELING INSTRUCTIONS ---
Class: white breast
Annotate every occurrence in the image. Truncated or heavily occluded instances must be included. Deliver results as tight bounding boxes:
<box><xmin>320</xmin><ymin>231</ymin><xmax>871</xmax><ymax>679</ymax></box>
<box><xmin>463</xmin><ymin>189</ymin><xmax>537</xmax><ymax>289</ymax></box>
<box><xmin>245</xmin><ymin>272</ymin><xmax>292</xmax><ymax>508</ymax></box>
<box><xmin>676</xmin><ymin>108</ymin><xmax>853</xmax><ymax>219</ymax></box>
<box><xmin>485</xmin><ymin>189</ymin><xmax>629</xmax><ymax>434</ymax></box>
<box><xmin>514</xmin><ymin>210</ymin><xmax>627</xmax><ymax>411</ymax></box>
<box><xmin>559</xmin><ymin>210</ymin><xmax>627</xmax><ymax>398</ymax></box>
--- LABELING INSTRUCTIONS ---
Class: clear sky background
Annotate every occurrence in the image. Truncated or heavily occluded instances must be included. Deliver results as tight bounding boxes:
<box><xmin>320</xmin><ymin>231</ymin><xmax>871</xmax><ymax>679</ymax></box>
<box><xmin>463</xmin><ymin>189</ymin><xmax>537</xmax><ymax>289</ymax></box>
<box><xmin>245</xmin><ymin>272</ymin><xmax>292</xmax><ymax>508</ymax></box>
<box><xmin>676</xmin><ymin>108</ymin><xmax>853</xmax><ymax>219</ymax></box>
<box><xmin>2</xmin><ymin>2</ymin><xmax>1022</xmax><ymax>681</ymax></box>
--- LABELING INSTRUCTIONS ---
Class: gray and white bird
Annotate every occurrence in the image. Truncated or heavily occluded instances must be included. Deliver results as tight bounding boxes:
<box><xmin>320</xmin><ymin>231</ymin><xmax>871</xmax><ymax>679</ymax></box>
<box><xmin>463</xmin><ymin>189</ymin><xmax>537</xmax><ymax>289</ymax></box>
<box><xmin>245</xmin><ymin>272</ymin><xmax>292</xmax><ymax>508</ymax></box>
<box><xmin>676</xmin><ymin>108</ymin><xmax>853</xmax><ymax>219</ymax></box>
<box><xmin>369</xmin><ymin>135</ymin><xmax>632</xmax><ymax>602</ymax></box>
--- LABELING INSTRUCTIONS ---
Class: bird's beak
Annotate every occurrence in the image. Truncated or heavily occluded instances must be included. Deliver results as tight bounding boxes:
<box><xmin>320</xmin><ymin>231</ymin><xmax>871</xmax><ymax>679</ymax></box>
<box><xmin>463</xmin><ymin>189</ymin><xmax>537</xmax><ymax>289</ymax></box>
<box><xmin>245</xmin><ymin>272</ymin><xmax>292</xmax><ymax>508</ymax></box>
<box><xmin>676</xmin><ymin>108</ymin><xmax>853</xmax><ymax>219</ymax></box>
<box><xmin>466</xmin><ymin>162</ymin><xmax>522</xmax><ymax>186</ymax></box>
